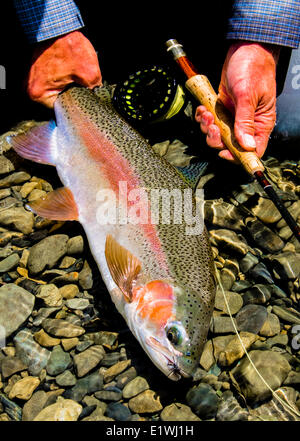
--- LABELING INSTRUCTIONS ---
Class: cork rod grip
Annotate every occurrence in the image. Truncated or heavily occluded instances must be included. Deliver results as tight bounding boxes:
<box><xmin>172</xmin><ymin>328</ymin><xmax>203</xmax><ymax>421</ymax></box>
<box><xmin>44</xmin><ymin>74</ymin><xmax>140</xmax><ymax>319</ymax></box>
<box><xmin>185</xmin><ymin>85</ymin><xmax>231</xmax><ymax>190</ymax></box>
<box><xmin>186</xmin><ymin>75</ymin><xmax>265</xmax><ymax>175</ymax></box>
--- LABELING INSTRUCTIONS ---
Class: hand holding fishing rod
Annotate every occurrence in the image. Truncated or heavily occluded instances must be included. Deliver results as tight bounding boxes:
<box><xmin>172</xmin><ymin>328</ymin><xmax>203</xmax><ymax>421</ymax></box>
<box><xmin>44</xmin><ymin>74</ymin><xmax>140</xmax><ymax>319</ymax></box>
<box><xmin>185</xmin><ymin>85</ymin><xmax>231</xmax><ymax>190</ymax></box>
<box><xmin>166</xmin><ymin>39</ymin><xmax>300</xmax><ymax>243</ymax></box>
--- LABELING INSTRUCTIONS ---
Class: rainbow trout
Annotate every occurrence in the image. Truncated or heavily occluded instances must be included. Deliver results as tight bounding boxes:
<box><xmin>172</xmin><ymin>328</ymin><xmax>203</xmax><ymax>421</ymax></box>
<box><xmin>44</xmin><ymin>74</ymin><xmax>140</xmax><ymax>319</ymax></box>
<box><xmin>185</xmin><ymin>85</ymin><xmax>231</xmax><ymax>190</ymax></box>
<box><xmin>9</xmin><ymin>86</ymin><xmax>216</xmax><ymax>380</ymax></box>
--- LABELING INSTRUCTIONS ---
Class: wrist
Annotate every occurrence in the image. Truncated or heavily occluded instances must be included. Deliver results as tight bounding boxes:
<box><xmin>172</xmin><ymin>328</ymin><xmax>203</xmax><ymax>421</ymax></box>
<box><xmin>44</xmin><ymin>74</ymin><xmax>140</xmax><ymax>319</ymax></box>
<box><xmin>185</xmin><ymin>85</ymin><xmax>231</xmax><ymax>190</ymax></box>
<box><xmin>228</xmin><ymin>40</ymin><xmax>281</xmax><ymax>65</ymax></box>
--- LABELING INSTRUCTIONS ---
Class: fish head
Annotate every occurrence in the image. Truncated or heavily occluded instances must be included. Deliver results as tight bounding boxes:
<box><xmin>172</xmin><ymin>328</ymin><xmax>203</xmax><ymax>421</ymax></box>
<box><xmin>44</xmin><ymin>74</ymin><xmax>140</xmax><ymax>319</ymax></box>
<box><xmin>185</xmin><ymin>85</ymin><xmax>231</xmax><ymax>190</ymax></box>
<box><xmin>131</xmin><ymin>279</ymin><xmax>214</xmax><ymax>381</ymax></box>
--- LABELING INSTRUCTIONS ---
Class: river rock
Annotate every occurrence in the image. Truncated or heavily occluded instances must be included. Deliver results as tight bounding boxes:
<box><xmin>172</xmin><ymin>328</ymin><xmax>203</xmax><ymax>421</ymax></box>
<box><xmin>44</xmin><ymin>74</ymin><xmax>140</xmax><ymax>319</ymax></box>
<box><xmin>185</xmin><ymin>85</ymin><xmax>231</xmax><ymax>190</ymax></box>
<box><xmin>246</xmin><ymin>219</ymin><xmax>285</xmax><ymax>253</ymax></box>
<box><xmin>27</xmin><ymin>234</ymin><xmax>69</xmax><ymax>274</ymax></box>
<box><xmin>42</xmin><ymin>318</ymin><xmax>85</xmax><ymax>338</ymax></box>
<box><xmin>210</xmin><ymin>316</ymin><xmax>236</xmax><ymax>334</ymax></box>
<box><xmin>58</xmin><ymin>284</ymin><xmax>79</xmax><ymax>300</ymax></box>
<box><xmin>64</xmin><ymin>371</ymin><xmax>104</xmax><ymax>402</ymax></box>
<box><xmin>214</xmin><ymin>289</ymin><xmax>243</xmax><ymax>315</ymax></box>
<box><xmin>0</xmin><ymin>284</ymin><xmax>35</xmax><ymax>337</ymax></box>
<box><xmin>67</xmin><ymin>236</ymin><xmax>84</xmax><ymax>255</ymax></box>
<box><xmin>36</xmin><ymin>284</ymin><xmax>63</xmax><ymax>307</ymax></box>
<box><xmin>8</xmin><ymin>376</ymin><xmax>40</xmax><ymax>401</ymax></box>
<box><xmin>1</xmin><ymin>356</ymin><xmax>27</xmax><ymax>379</ymax></box>
<box><xmin>103</xmin><ymin>360</ymin><xmax>131</xmax><ymax>383</ymax></box>
<box><xmin>236</xmin><ymin>304</ymin><xmax>268</xmax><ymax>333</ymax></box>
<box><xmin>105</xmin><ymin>402</ymin><xmax>132</xmax><ymax>421</ymax></box>
<box><xmin>33</xmin><ymin>397</ymin><xmax>82</xmax><ymax>421</ymax></box>
<box><xmin>209</xmin><ymin>229</ymin><xmax>249</xmax><ymax>255</ymax></box>
<box><xmin>242</xmin><ymin>285</ymin><xmax>272</xmax><ymax>305</ymax></box>
<box><xmin>33</xmin><ymin>329</ymin><xmax>60</xmax><ymax>348</ymax></box>
<box><xmin>46</xmin><ymin>345</ymin><xmax>72</xmax><ymax>376</ymax></box>
<box><xmin>251</xmin><ymin>197</ymin><xmax>282</xmax><ymax>224</ymax></box>
<box><xmin>272</xmin><ymin>305</ymin><xmax>300</xmax><ymax>325</ymax></box>
<box><xmin>186</xmin><ymin>383</ymin><xmax>219</xmax><ymax>420</ymax></box>
<box><xmin>161</xmin><ymin>403</ymin><xmax>200</xmax><ymax>421</ymax></box>
<box><xmin>268</xmin><ymin>252</ymin><xmax>300</xmax><ymax>280</ymax></box>
<box><xmin>231</xmin><ymin>350</ymin><xmax>292</xmax><ymax>403</ymax></box>
<box><xmin>216</xmin><ymin>391</ymin><xmax>249</xmax><ymax>421</ymax></box>
<box><xmin>0</xmin><ymin>206</ymin><xmax>34</xmax><ymax>234</ymax></box>
<box><xmin>0</xmin><ymin>253</ymin><xmax>20</xmax><ymax>273</ymax></box>
<box><xmin>259</xmin><ymin>312</ymin><xmax>281</xmax><ymax>337</ymax></box>
<box><xmin>66</xmin><ymin>298</ymin><xmax>90</xmax><ymax>310</ymax></box>
<box><xmin>55</xmin><ymin>370</ymin><xmax>77</xmax><ymax>387</ymax></box>
<box><xmin>204</xmin><ymin>200</ymin><xmax>244</xmax><ymax>231</ymax></box>
<box><xmin>0</xmin><ymin>155</ymin><xmax>14</xmax><ymax>175</ymax></box>
<box><xmin>73</xmin><ymin>345</ymin><xmax>105</xmax><ymax>377</ymax></box>
<box><xmin>78</xmin><ymin>260</ymin><xmax>93</xmax><ymax>289</ymax></box>
<box><xmin>22</xmin><ymin>390</ymin><xmax>48</xmax><ymax>421</ymax></box>
<box><xmin>128</xmin><ymin>390</ymin><xmax>163</xmax><ymax>414</ymax></box>
<box><xmin>248</xmin><ymin>263</ymin><xmax>274</xmax><ymax>284</ymax></box>
<box><xmin>122</xmin><ymin>376</ymin><xmax>149</xmax><ymax>399</ymax></box>
<box><xmin>218</xmin><ymin>332</ymin><xmax>258</xmax><ymax>367</ymax></box>
<box><xmin>14</xmin><ymin>329</ymin><xmax>50</xmax><ymax>375</ymax></box>
<box><xmin>239</xmin><ymin>252</ymin><xmax>259</xmax><ymax>273</ymax></box>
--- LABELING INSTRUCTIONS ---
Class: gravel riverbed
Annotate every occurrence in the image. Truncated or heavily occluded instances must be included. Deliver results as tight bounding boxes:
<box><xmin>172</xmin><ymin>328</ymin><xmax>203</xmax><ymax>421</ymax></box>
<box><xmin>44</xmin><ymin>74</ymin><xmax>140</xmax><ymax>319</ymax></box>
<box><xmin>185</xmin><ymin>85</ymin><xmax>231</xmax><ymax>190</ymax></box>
<box><xmin>0</xmin><ymin>122</ymin><xmax>299</xmax><ymax>422</ymax></box>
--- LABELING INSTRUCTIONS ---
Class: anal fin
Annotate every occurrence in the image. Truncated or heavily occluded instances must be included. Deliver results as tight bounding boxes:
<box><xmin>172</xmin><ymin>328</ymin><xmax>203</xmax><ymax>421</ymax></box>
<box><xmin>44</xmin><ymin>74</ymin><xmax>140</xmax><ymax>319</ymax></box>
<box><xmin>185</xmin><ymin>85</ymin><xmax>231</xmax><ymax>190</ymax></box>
<box><xmin>8</xmin><ymin>120</ymin><xmax>57</xmax><ymax>165</ymax></box>
<box><xmin>105</xmin><ymin>235</ymin><xmax>141</xmax><ymax>302</ymax></box>
<box><xmin>28</xmin><ymin>187</ymin><xmax>79</xmax><ymax>221</ymax></box>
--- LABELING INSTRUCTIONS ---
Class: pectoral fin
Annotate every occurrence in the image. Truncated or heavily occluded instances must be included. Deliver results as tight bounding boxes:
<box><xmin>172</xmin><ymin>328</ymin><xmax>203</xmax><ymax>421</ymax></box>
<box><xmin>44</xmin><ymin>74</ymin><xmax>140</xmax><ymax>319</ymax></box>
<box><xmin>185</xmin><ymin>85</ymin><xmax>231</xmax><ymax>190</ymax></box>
<box><xmin>28</xmin><ymin>187</ymin><xmax>79</xmax><ymax>221</ymax></box>
<box><xmin>8</xmin><ymin>120</ymin><xmax>57</xmax><ymax>165</ymax></box>
<box><xmin>105</xmin><ymin>235</ymin><xmax>141</xmax><ymax>302</ymax></box>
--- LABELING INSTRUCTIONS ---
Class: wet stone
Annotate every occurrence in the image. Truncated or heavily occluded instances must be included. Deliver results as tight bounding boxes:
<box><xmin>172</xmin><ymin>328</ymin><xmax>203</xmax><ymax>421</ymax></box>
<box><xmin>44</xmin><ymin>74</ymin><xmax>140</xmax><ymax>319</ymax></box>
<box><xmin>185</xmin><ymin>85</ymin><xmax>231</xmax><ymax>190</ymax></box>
<box><xmin>22</xmin><ymin>390</ymin><xmax>48</xmax><ymax>421</ymax></box>
<box><xmin>128</xmin><ymin>390</ymin><xmax>163</xmax><ymax>414</ymax></box>
<box><xmin>239</xmin><ymin>252</ymin><xmax>259</xmax><ymax>273</ymax></box>
<box><xmin>210</xmin><ymin>316</ymin><xmax>236</xmax><ymax>334</ymax></box>
<box><xmin>160</xmin><ymin>403</ymin><xmax>200</xmax><ymax>421</ymax></box>
<box><xmin>248</xmin><ymin>263</ymin><xmax>274</xmax><ymax>284</ymax></box>
<box><xmin>64</xmin><ymin>371</ymin><xmax>104</xmax><ymax>402</ymax></box>
<box><xmin>27</xmin><ymin>234</ymin><xmax>69</xmax><ymax>275</ymax></box>
<box><xmin>55</xmin><ymin>370</ymin><xmax>77</xmax><ymax>387</ymax></box>
<box><xmin>0</xmin><ymin>207</ymin><xmax>34</xmax><ymax>234</ymax></box>
<box><xmin>272</xmin><ymin>305</ymin><xmax>300</xmax><ymax>325</ymax></box>
<box><xmin>14</xmin><ymin>329</ymin><xmax>51</xmax><ymax>375</ymax></box>
<box><xmin>209</xmin><ymin>229</ymin><xmax>249</xmax><ymax>256</ymax></box>
<box><xmin>36</xmin><ymin>284</ymin><xmax>63</xmax><ymax>307</ymax></box>
<box><xmin>246</xmin><ymin>219</ymin><xmax>285</xmax><ymax>253</ymax></box>
<box><xmin>232</xmin><ymin>350</ymin><xmax>291</xmax><ymax>403</ymax></box>
<box><xmin>42</xmin><ymin>318</ymin><xmax>85</xmax><ymax>338</ymax></box>
<box><xmin>33</xmin><ymin>329</ymin><xmax>60</xmax><ymax>348</ymax></box>
<box><xmin>1</xmin><ymin>356</ymin><xmax>27</xmax><ymax>379</ymax></box>
<box><xmin>214</xmin><ymin>289</ymin><xmax>243</xmax><ymax>315</ymax></box>
<box><xmin>105</xmin><ymin>402</ymin><xmax>132</xmax><ymax>421</ymax></box>
<box><xmin>73</xmin><ymin>345</ymin><xmax>105</xmax><ymax>378</ymax></box>
<box><xmin>186</xmin><ymin>383</ymin><xmax>219</xmax><ymax>420</ymax></box>
<box><xmin>268</xmin><ymin>252</ymin><xmax>300</xmax><ymax>280</ymax></box>
<box><xmin>204</xmin><ymin>200</ymin><xmax>244</xmax><ymax>231</ymax></box>
<box><xmin>66</xmin><ymin>298</ymin><xmax>90</xmax><ymax>310</ymax></box>
<box><xmin>259</xmin><ymin>312</ymin><xmax>281</xmax><ymax>337</ymax></box>
<box><xmin>8</xmin><ymin>376</ymin><xmax>40</xmax><ymax>401</ymax></box>
<box><xmin>216</xmin><ymin>391</ymin><xmax>249</xmax><ymax>421</ymax></box>
<box><xmin>122</xmin><ymin>376</ymin><xmax>149</xmax><ymax>399</ymax></box>
<box><xmin>0</xmin><ymin>284</ymin><xmax>35</xmax><ymax>337</ymax></box>
<box><xmin>100</xmin><ymin>352</ymin><xmax>120</xmax><ymax>368</ymax></box>
<box><xmin>242</xmin><ymin>284</ymin><xmax>272</xmax><ymax>305</ymax></box>
<box><xmin>46</xmin><ymin>345</ymin><xmax>72</xmax><ymax>376</ymax></box>
<box><xmin>236</xmin><ymin>304</ymin><xmax>268</xmax><ymax>334</ymax></box>
<box><xmin>103</xmin><ymin>360</ymin><xmax>131</xmax><ymax>383</ymax></box>
<box><xmin>115</xmin><ymin>367</ymin><xmax>137</xmax><ymax>389</ymax></box>
<box><xmin>58</xmin><ymin>284</ymin><xmax>79</xmax><ymax>300</ymax></box>
<box><xmin>251</xmin><ymin>196</ymin><xmax>282</xmax><ymax>224</ymax></box>
<box><xmin>95</xmin><ymin>388</ymin><xmax>122</xmax><ymax>402</ymax></box>
<box><xmin>0</xmin><ymin>253</ymin><xmax>20</xmax><ymax>273</ymax></box>
<box><xmin>33</xmin><ymin>397</ymin><xmax>82</xmax><ymax>421</ymax></box>
<box><xmin>0</xmin><ymin>171</ymin><xmax>30</xmax><ymax>188</ymax></box>
<box><xmin>67</xmin><ymin>236</ymin><xmax>84</xmax><ymax>255</ymax></box>
<box><xmin>0</xmin><ymin>155</ymin><xmax>15</xmax><ymax>175</ymax></box>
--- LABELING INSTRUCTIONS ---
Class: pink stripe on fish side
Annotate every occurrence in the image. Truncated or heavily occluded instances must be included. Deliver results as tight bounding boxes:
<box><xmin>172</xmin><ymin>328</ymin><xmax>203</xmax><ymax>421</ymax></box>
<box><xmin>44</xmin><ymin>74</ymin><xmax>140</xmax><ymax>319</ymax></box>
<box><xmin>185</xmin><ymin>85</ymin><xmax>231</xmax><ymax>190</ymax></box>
<box><xmin>65</xmin><ymin>97</ymin><xmax>169</xmax><ymax>271</ymax></box>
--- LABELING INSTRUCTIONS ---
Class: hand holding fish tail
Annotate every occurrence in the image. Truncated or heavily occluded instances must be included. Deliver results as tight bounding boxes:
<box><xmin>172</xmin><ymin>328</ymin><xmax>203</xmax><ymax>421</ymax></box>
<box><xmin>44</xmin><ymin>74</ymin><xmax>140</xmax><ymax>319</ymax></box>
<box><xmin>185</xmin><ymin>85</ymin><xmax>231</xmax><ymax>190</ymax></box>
<box><xmin>26</xmin><ymin>31</ymin><xmax>102</xmax><ymax>108</ymax></box>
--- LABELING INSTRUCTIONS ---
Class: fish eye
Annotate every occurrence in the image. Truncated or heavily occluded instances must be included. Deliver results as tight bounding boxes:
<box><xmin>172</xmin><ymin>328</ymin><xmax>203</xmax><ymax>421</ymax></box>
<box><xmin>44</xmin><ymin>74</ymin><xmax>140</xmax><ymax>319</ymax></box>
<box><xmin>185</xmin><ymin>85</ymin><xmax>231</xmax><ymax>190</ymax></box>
<box><xmin>166</xmin><ymin>325</ymin><xmax>183</xmax><ymax>346</ymax></box>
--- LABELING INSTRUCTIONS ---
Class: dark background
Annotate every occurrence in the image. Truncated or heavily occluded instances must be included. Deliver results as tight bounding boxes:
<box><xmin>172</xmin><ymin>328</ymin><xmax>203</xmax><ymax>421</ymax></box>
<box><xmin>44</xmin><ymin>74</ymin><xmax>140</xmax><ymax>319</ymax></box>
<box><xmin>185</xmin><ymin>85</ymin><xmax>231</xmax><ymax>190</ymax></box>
<box><xmin>0</xmin><ymin>1</ymin><xmax>234</xmax><ymax>134</ymax></box>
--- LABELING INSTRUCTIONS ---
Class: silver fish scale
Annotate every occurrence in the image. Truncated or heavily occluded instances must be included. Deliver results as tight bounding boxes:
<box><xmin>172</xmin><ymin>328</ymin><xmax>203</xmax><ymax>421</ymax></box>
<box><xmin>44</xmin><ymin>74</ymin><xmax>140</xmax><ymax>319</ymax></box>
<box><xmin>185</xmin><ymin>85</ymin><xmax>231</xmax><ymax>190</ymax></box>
<box><xmin>57</xmin><ymin>87</ymin><xmax>216</xmax><ymax>348</ymax></box>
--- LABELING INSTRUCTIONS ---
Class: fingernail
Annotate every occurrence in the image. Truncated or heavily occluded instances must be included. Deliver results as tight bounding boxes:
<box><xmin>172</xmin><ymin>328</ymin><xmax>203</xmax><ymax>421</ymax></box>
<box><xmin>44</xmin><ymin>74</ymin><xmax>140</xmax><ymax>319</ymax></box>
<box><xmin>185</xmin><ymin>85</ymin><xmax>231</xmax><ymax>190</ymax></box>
<box><xmin>243</xmin><ymin>134</ymin><xmax>256</xmax><ymax>150</ymax></box>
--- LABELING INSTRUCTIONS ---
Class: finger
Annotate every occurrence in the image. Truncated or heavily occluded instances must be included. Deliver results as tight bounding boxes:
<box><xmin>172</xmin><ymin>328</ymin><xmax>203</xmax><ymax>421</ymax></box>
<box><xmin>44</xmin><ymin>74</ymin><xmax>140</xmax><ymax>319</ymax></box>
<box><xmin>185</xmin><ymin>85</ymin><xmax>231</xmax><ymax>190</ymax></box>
<box><xmin>233</xmin><ymin>96</ymin><xmax>257</xmax><ymax>151</ymax></box>
<box><xmin>195</xmin><ymin>105</ymin><xmax>208</xmax><ymax>122</ymax></box>
<box><xmin>218</xmin><ymin>149</ymin><xmax>238</xmax><ymax>162</ymax></box>
<box><xmin>206</xmin><ymin>124</ymin><xmax>224</xmax><ymax>149</ymax></box>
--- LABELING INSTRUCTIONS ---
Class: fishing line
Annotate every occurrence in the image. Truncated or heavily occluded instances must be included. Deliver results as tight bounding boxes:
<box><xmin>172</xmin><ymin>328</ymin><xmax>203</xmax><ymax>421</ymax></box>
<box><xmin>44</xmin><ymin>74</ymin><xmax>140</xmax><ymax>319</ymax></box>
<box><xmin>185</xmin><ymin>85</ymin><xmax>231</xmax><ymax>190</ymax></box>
<box><xmin>215</xmin><ymin>265</ymin><xmax>300</xmax><ymax>419</ymax></box>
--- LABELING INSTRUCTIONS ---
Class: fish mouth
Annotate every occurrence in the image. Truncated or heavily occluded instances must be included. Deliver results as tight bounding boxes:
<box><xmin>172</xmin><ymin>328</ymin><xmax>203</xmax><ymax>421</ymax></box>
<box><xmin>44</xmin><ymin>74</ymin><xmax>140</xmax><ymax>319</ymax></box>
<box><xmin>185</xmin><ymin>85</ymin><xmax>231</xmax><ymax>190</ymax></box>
<box><xmin>146</xmin><ymin>336</ymin><xmax>190</xmax><ymax>380</ymax></box>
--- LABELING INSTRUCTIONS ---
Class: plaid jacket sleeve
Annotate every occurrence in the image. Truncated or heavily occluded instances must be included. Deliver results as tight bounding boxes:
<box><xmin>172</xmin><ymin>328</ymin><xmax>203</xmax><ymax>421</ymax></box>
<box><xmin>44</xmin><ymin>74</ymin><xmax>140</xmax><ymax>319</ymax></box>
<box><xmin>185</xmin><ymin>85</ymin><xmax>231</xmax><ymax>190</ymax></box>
<box><xmin>227</xmin><ymin>0</ymin><xmax>300</xmax><ymax>48</ymax></box>
<box><xmin>13</xmin><ymin>0</ymin><xmax>84</xmax><ymax>43</ymax></box>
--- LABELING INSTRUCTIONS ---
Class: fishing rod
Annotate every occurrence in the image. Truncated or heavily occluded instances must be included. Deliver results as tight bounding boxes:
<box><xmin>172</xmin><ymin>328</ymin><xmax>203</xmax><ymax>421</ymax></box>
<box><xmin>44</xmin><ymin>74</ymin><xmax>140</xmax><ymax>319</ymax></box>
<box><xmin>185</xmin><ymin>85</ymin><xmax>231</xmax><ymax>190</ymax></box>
<box><xmin>165</xmin><ymin>39</ymin><xmax>300</xmax><ymax>244</ymax></box>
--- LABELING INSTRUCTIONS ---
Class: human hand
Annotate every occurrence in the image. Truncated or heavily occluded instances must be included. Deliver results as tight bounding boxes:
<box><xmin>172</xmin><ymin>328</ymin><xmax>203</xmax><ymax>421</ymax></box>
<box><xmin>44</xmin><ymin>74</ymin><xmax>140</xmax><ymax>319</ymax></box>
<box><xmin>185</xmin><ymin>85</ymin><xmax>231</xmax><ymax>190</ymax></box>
<box><xmin>26</xmin><ymin>31</ymin><xmax>102</xmax><ymax>108</ymax></box>
<box><xmin>195</xmin><ymin>41</ymin><xmax>280</xmax><ymax>162</ymax></box>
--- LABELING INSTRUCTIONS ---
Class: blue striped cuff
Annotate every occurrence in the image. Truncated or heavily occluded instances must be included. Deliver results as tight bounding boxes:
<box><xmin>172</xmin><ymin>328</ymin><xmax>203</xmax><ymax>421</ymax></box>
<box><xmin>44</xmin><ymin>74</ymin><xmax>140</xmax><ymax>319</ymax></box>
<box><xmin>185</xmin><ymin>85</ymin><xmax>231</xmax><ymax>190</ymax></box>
<box><xmin>14</xmin><ymin>0</ymin><xmax>85</xmax><ymax>43</ymax></box>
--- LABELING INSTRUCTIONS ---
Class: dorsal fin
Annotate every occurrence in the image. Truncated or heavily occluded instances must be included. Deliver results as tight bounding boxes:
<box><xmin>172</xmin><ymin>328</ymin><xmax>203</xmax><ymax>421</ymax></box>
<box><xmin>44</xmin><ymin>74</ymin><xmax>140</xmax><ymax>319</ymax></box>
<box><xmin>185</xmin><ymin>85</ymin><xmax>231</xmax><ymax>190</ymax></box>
<box><xmin>105</xmin><ymin>235</ymin><xmax>141</xmax><ymax>302</ymax></box>
<box><xmin>28</xmin><ymin>187</ymin><xmax>79</xmax><ymax>221</ymax></box>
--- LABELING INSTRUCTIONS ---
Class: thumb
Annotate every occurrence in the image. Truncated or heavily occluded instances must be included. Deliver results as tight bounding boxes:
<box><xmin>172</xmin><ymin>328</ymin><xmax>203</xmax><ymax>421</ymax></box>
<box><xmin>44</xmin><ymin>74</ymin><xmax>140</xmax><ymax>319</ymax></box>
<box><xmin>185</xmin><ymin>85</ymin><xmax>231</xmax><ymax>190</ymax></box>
<box><xmin>233</xmin><ymin>97</ymin><xmax>257</xmax><ymax>151</ymax></box>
